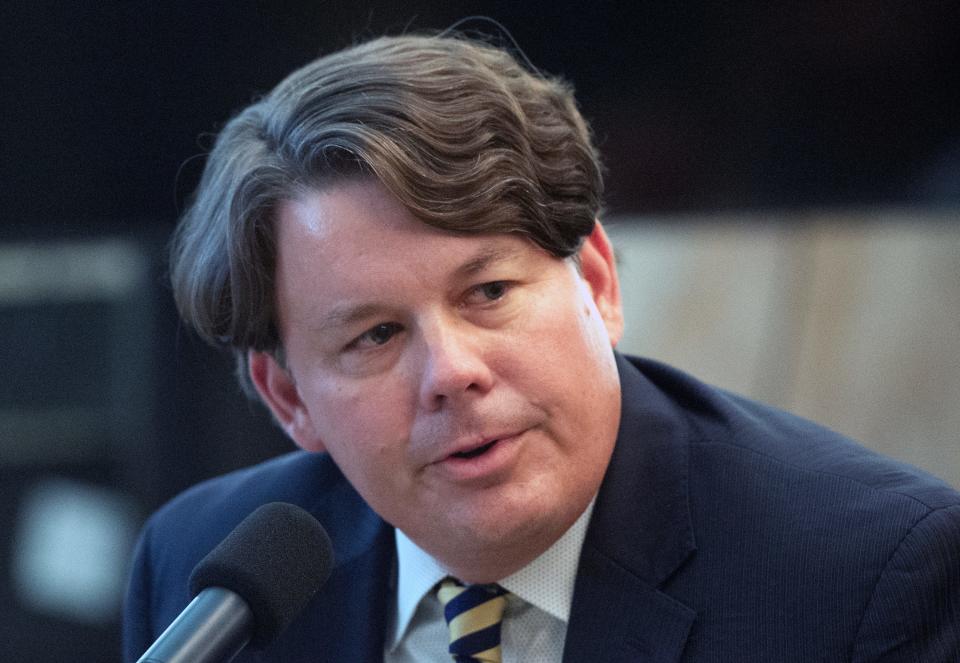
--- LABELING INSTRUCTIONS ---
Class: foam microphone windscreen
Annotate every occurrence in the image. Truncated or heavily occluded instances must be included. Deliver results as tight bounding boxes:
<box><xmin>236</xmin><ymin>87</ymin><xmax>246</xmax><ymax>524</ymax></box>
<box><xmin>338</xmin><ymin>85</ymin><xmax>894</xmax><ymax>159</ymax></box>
<box><xmin>188</xmin><ymin>502</ymin><xmax>334</xmax><ymax>649</ymax></box>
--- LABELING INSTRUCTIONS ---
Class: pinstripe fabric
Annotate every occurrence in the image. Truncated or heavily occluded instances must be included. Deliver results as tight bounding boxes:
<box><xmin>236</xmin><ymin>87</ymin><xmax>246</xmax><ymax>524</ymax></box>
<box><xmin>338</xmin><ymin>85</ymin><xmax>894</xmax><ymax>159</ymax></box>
<box><xmin>437</xmin><ymin>579</ymin><xmax>509</xmax><ymax>662</ymax></box>
<box><xmin>125</xmin><ymin>354</ymin><xmax>960</xmax><ymax>662</ymax></box>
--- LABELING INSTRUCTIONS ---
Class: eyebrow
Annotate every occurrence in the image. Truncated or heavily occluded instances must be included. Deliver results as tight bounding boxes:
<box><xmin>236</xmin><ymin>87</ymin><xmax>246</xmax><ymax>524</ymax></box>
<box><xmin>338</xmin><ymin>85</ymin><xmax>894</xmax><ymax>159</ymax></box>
<box><xmin>453</xmin><ymin>244</ymin><xmax>523</xmax><ymax>279</ymax></box>
<box><xmin>311</xmin><ymin>302</ymin><xmax>387</xmax><ymax>334</ymax></box>
<box><xmin>311</xmin><ymin>243</ymin><xmax>524</xmax><ymax>333</ymax></box>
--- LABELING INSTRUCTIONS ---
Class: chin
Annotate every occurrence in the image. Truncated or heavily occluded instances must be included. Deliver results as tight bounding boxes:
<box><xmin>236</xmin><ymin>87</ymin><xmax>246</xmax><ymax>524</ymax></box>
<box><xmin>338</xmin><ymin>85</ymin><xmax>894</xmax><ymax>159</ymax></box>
<box><xmin>451</xmin><ymin>492</ymin><xmax>578</xmax><ymax>553</ymax></box>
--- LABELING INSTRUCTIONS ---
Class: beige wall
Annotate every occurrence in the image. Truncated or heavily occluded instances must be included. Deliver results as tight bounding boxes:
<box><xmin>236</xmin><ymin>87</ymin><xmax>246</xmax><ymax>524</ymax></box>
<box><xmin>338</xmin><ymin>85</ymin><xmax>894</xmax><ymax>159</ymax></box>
<box><xmin>607</xmin><ymin>210</ymin><xmax>960</xmax><ymax>489</ymax></box>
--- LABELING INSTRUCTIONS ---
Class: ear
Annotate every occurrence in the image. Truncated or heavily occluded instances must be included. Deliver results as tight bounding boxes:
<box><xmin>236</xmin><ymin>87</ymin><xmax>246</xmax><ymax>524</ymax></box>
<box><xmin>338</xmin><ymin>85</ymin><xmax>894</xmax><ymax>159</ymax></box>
<box><xmin>578</xmin><ymin>221</ymin><xmax>624</xmax><ymax>346</ymax></box>
<box><xmin>247</xmin><ymin>350</ymin><xmax>327</xmax><ymax>453</ymax></box>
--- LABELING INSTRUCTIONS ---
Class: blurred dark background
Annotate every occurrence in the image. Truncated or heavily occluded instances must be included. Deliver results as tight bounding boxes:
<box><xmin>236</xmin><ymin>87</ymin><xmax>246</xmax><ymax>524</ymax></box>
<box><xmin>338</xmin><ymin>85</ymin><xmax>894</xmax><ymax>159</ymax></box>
<box><xmin>1</xmin><ymin>2</ymin><xmax>958</xmax><ymax>660</ymax></box>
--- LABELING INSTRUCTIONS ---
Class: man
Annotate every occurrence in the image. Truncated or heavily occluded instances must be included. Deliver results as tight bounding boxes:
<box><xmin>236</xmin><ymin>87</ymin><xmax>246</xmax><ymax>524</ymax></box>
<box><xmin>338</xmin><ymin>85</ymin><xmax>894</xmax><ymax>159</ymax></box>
<box><xmin>124</xmin><ymin>34</ymin><xmax>960</xmax><ymax>662</ymax></box>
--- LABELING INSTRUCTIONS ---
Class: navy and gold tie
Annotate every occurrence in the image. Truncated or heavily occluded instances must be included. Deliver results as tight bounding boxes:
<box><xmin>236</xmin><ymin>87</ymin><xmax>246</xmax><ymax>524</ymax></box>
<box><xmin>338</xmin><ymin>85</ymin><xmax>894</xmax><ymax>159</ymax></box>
<box><xmin>437</xmin><ymin>578</ymin><xmax>509</xmax><ymax>663</ymax></box>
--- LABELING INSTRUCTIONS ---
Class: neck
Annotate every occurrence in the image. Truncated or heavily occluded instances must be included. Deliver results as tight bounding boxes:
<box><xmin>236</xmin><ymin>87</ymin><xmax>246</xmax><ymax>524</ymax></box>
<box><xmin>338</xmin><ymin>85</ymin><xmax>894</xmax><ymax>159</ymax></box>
<box><xmin>420</xmin><ymin>496</ymin><xmax>598</xmax><ymax>585</ymax></box>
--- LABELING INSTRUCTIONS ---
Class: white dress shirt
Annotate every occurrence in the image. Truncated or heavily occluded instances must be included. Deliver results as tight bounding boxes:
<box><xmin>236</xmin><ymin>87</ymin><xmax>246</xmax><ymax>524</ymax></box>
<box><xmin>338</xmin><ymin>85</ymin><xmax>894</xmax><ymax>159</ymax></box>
<box><xmin>384</xmin><ymin>501</ymin><xmax>595</xmax><ymax>662</ymax></box>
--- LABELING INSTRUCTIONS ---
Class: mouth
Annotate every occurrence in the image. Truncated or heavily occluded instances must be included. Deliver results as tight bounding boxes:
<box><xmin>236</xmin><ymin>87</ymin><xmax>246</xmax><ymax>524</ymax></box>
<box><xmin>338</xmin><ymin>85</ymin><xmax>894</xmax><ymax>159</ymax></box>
<box><xmin>430</xmin><ymin>431</ymin><xmax>523</xmax><ymax>482</ymax></box>
<box><xmin>450</xmin><ymin>439</ymin><xmax>499</xmax><ymax>460</ymax></box>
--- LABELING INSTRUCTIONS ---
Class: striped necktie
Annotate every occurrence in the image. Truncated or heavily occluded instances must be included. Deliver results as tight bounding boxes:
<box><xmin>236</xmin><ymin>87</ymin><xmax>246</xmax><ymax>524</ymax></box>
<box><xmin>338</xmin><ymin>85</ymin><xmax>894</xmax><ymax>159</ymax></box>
<box><xmin>437</xmin><ymin>578</ymin><xmax>509</xmax><ymax>663</ymax></box>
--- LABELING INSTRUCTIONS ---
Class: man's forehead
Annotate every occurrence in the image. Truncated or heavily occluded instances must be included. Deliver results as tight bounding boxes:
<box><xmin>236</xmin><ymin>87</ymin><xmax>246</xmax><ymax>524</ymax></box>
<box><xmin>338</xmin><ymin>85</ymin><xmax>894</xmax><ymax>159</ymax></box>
<box><xmin>271</xmin><ymin>181</ymin><xmax>572</xmax><ymax>311</ymax></box>
<box><xmin>296</xmin><ymin>234</ymin><xmax>530</xmax><ymax>288</ymax></box>
<box><xmin>276</xmin><ymin>185</ymin><xmax>531</xmax><ymax>260</ymax></box>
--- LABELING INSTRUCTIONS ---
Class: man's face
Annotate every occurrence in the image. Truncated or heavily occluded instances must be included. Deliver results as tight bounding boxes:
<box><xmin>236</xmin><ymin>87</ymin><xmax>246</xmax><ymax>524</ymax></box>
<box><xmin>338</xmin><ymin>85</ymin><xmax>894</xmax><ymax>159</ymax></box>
<box><xmin>250</xmin><ymin>179</ymin><xmax>623</xmax><ymax>582</ymax></box>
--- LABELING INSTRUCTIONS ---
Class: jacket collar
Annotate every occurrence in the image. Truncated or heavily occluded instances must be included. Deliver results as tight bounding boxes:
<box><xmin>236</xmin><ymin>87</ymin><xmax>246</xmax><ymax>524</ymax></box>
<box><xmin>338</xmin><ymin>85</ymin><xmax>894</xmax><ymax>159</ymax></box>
<box><xmin>262</xmin><ymin>465</ymin><xmax>396</xmax><ymax>663</ymax></box>
<box><xmin>564</xmin><ymin>353</ymin><xmax>697</xmax><ymax>662</ymax></box>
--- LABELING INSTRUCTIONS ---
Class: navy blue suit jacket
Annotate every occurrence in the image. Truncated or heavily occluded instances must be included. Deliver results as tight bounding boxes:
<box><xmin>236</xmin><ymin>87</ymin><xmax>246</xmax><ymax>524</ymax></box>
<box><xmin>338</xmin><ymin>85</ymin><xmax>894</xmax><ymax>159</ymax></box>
<box><xmin>123</xmin><ymin>354</ymin><xmax>960</xmax><ymax>661</ymax></box>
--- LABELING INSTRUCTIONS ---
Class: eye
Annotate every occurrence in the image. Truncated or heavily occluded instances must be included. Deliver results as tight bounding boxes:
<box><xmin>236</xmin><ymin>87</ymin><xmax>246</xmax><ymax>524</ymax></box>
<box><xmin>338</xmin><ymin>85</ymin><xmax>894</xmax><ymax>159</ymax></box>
<box><xmin>466</xmin><ymin>280</ymin><xmax>511</xmax><ymax>305</ymax></box>
<box><xmin>348</xmin><ymin>322</ymin><xmax>403</xmax><ymax>350</ymax></box>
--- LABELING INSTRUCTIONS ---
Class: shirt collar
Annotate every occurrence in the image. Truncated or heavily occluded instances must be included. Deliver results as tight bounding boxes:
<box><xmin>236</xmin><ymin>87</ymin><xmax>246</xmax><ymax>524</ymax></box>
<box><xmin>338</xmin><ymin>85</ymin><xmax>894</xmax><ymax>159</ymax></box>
<box><xmin>389</xmin><ymin>499</ymin><xmax>596</xmax><ymax>649</ymax></box>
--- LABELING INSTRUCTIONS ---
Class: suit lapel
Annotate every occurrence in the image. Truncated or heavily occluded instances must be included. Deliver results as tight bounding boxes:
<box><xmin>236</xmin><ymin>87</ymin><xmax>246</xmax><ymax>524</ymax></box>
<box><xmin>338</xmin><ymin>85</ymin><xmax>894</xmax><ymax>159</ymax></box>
<box><xmin>304</xmin><ymin>531</ymin><xmax>395</xmax><ymax>663</ymax></box>
<box><xmin>564</xmin><ymin>353</ymin><xmax>697</xmax><ymax>662</ymax></box>
<box><xmin>564</xmin><ymin>545</ymin><xmax>695</xmax><ymax>662</ymax></box>
<box><xmin>257</xmin><ymin>476</ymin><xmax>396</xmax><ymax>663</ymax></box>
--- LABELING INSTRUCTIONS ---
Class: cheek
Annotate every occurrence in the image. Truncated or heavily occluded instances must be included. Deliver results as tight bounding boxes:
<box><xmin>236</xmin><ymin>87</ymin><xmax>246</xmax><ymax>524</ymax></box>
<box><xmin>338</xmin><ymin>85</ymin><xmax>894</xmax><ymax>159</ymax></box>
<box><xmin>519</xmin><ymin>291</ymin><xmax>616</xmax><ymax>419</ymax></box>
<box><xmin>568</xmin><ymin>281</ymin><xmax>616</xmax><ymax>357</ymax></box>
<box><xmin>305</xmin><ymin>376</ymin><xmax>414</xmax><ymax>463</ymax></box>
<box><xmin>529</xmin><ymin>285</ymin><xmax>607</xmax><ymax>357</ymax></box>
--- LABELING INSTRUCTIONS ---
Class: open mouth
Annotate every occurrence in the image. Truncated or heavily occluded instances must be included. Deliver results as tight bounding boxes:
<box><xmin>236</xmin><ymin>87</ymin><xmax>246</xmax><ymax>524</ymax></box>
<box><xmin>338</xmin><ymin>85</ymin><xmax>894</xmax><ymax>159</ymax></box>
<box><xmin>452</xmin><ymin>439</ymin><xmax>498</xmax><ymax>459</ymax></box>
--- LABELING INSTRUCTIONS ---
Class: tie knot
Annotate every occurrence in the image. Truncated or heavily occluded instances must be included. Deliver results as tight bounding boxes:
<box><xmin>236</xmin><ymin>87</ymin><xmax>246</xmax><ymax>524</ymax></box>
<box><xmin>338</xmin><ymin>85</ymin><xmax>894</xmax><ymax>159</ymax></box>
<box><xmin>437</xmin><ymin>578</ymin><xmax>509</xmax><ymax>662</ymax></box>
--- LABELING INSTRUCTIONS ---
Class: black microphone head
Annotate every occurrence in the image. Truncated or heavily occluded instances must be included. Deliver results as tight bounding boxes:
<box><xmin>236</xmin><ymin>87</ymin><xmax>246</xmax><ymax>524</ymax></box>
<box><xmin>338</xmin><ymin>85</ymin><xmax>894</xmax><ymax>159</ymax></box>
<box><xmin>188</xmin><ymin>502</ymin><xmax>334</xmax><ymax>649</ymax></box>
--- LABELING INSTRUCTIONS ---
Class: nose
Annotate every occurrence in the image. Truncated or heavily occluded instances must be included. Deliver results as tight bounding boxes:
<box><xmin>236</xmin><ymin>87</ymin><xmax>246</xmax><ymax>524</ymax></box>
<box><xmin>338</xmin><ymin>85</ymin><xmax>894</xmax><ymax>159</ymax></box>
<box><xmin>416</xmin><ymin>314</ymin><xmax>494</xmax><ymax>411</ymax></box>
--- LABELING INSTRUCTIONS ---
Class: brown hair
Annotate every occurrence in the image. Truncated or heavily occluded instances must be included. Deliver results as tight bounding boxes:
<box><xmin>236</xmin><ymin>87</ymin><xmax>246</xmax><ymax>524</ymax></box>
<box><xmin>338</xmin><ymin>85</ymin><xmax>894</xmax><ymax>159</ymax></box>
<box><xmin>170</xmin><ymin>33</ymin><xmax>604</xmax><ymax>389</ymax></box>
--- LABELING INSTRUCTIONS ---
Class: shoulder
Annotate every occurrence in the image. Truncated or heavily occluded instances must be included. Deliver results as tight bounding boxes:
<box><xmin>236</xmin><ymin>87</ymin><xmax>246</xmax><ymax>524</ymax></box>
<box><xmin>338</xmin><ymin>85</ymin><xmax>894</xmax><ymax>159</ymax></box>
<box><xmin>139</xmin><ymin>450</ymin><xmax>382</xmax><ymax>574</ymax></box>
<box><xmin>622</xmin><ymin>353</ymin><xmax>960</xmax><ymax>513</ymax></box>
<box><xmin>850</xmin><ymin>501</ymin><xmax>960</xmax><ymax>660</ymax></box>
<box><xmin>123</xmin><ymin>450</ymin><xmax>386</xmax><ymax>660</ymax></box>
<box><xmin>618</xmin><ymin>354</ymin><xmax>960</xmax><ymax>658</ymax></box>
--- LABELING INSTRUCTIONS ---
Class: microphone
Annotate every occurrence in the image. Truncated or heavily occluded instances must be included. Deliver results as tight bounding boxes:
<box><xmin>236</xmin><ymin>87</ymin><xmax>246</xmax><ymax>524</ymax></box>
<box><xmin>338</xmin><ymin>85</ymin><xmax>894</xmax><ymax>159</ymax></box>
<box><xmin>136</xmin><ymin>502</ymin><xmax>334</xmax><ymax>663</ymax></box>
